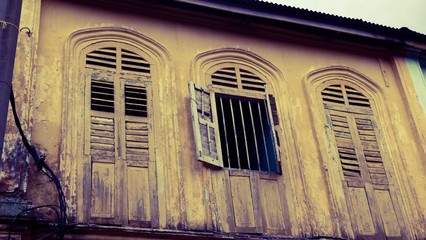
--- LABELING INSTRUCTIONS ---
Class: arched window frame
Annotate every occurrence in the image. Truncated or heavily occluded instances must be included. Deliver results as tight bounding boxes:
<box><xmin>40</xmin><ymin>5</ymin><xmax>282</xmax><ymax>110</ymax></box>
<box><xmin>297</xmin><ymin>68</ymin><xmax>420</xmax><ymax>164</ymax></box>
<box><xmin>189</xmin><ymin>49</ymin><xmax>293</xmax><ymax>235</ymax></box>
<box><xmin>304</xmin><ymin>66</ymin><xmax>409</xmax><ymax>239</ymax></box>
<box><xmin>61</xmin><ymin>28</ymin><xmax>174</xmax><ymax>227</ymax></box>
<box><xmin>189</xmin><ymin>49</ymin><xmax>283</xmax><ymax>173</ymax></box>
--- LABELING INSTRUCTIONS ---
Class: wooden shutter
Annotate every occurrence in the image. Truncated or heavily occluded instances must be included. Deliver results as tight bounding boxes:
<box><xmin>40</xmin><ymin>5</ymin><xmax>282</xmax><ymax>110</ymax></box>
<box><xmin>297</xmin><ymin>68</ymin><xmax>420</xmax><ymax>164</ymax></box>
<box><xmin>86</xmin><ymin>70</ymin><xmax>118</xmax><ymax>224</ymax></box>
<box><xmin>122</xmin><ymin>79</ymin><xmax>154</xmax><ymax>227</ymax></box>
<box><xmin>322</xmin><ymin>84</ymin><xmax>385</xmax><ymax>185</ymax></box>
<box><xmin>326</xmin><ymin>112</ymin><xmax>362</xmax><ymax>181</ymax></box>
<box><xmin>266</xmin><ymin>93</ymin><xmax>281</xmax><ymax>174</ymax></box>
<box><xmin>84</xmin><ymin>46</ymin><xmax>157</xmax><ymax>226</ymax></box>
<box><xmin>189</xmin><ymin>81</ymin><xmax>223</xmax><ymax>167</ymax></box>
<box><xmin>322</xmin><ymin>84</ymin><xmax>403</xmax><ymax>238</ymax></box>
<box><xmin>124</xmin><ymin>83</ymin><xmax>150</xmax><ymax>160</ymax></box>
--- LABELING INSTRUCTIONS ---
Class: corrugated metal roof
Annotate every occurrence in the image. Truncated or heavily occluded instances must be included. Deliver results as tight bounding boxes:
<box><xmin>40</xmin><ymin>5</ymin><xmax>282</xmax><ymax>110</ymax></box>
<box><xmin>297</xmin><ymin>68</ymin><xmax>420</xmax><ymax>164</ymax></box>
<box><xmin>257</xmin><ymin>0</ymin><xmax>396</xmax><ymax>29</ymax></box>
<box><xmin>175</xmin><ymin>0</ymin><xmax>426</xmax><ymax>44</ymax></box>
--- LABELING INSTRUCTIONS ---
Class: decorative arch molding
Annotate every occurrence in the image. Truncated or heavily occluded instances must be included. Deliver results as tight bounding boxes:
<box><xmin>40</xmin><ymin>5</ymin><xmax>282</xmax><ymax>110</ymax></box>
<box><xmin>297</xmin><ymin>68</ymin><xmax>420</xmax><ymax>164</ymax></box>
<box><xmin>60</xmin><ymin>27</ymin><xmax>175</xmax><ymax>223</ymax></box>
<box><xmin>192</xmin><ymin>48</ymin><xmax>285</xmax><ymax>94</ymax></box>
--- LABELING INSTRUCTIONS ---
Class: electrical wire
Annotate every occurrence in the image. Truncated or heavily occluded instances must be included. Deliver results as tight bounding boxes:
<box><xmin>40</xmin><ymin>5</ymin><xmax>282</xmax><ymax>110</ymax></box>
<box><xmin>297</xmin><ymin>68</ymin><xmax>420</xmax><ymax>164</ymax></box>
<box><xmin>8</xmin><ymin>87</ymin><xmax>67</xmax><ymax>239</ymax></box>
<box><xmin>7</xmin><ymin>205</ymin><xmax>60</xmax><ymax>240</ymax></box>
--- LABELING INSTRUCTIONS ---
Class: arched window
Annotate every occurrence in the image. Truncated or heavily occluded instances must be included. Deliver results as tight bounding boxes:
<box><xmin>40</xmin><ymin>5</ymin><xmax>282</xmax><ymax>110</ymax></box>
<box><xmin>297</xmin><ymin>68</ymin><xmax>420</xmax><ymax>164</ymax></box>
<box><xmin>189</xmin><ymin>50</ymin><xmax>290</xmax><ymax>234</ymax></box>
<box><xmin>189</xmin><ymin>64</ymin><xmax>280</xmax><ymax>173</ymax></box>
<box><xmin>321</xmin><ymin>83</ymin><xmax>388</xmax><ymax>185</ymax></box>
<box><xmin>305</xmin><ymin>67</ymin><xmax>406</xmax><ymax>238</ymax></box>
<box><xmin>82</xmin><ymin>43</ymin><xmax>155</xmax><ymax>226</ymax></box>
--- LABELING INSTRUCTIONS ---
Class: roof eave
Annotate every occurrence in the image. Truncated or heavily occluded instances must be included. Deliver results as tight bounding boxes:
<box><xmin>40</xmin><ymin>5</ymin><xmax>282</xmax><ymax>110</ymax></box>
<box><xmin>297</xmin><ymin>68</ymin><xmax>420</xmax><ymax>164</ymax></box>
<box><xmin>174</xmin><ymin>0</ymin><xmax>424</xmax><ymax>49</ymax></box>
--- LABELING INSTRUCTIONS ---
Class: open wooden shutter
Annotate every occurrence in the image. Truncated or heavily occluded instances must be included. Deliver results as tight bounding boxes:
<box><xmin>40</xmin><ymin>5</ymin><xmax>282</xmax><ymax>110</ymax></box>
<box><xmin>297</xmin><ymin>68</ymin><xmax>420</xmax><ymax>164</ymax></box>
<box><xmin>266</xmin><ymin>93</ymin><xmax>281</xmax><ymax>174</ymax></box>
<box><xmin>189</xmin><ymin>81</ymin><xmax>223</xmax><ymax>167</ymax></box>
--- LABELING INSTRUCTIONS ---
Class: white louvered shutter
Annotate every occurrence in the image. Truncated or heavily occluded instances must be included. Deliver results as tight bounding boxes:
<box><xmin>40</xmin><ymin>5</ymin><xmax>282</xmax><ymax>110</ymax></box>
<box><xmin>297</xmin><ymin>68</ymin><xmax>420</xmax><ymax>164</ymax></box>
<box><xmin>189</xmin><ymin>81</ymin><xmax>223</xmax><ymax>167</ymax></box>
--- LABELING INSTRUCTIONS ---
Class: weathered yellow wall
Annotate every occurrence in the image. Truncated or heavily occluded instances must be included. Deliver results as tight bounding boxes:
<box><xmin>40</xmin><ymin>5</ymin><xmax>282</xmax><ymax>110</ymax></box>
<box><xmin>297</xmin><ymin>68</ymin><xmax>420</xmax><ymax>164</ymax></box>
<box><xmin>0</xmin><ymin>0</ymin><xmax>39</xmax><ymax>194</ymax></box>
<box><xmin>12</xmin><ymin>0</ymin><xmax>424</xmax><ymax>238</ymax></box>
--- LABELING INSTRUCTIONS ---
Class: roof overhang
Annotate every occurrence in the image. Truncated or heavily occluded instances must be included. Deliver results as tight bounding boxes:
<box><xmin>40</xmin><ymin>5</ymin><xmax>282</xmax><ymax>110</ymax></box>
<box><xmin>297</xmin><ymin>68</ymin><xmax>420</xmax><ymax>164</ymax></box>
<box><xmin>74</xmin><ymin>0</ymin><xmax>426</xmax><ymax>57</ymax></box>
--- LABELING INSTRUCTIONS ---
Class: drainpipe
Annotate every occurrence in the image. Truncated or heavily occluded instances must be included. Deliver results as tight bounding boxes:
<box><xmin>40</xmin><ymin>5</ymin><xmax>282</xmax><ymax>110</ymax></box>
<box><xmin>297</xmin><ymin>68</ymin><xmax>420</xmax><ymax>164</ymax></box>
<box><xmin>0</xmin><ymin>0</ymin><xmax>23</xmax><ymax>159</ymax></box>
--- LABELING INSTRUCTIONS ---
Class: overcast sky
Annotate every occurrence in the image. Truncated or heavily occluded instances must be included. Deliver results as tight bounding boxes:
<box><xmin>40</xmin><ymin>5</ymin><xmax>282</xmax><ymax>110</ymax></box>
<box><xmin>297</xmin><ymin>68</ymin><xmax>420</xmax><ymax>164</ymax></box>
<box><xmin>267</xmin><ymin>0</ymin><xmax>426</xmax><ymax>34</ymax></box>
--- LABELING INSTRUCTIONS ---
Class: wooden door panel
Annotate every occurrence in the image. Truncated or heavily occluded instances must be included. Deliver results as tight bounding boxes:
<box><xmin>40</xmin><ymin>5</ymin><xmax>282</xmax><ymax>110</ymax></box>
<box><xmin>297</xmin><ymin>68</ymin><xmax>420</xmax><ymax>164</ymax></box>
<box><xmin>348</xmin><ymin>187</ymin><xmax>376</xmax><ymax>235</ymax></box>
<box><xmin>374</xmin><ymin>189</ymin><xmax>401</xmax><ymax>237</ymax></box>
<box><xmin>230</xmin><ymin>175</ymin><xmax>256</xmax><ymax>230</ymax></box>
<box><xmin>127</xmin><ymin>166</ymin><xmax>151</xmax><ymax>226</ymax></box>
<box><xmin>91</xmin><ymin>162</ymin><xmax>115</xmax><ymax>220</ymax></box>
<box><xmin>259</xmin><ymin>178</ymin><xmax>287</xmax><ymax>233</ymax></box>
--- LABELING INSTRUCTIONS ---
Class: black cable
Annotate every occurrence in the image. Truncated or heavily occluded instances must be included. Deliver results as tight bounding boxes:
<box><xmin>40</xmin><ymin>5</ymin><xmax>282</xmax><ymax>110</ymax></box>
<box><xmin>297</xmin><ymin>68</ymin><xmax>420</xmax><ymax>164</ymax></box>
<box><xmin>7</xmin><ymin>205</ymin><xmax>60</xmax><ymax>240</ymax></box>
<box><xmin>9</xmin><ymin>89</ymin><xmax>42</xmax><ymax>168</ymax></box>
<box><xmin>8</xmin><ymin>87</ymin><xmax>67</xmax><ymax>239</ymax></box>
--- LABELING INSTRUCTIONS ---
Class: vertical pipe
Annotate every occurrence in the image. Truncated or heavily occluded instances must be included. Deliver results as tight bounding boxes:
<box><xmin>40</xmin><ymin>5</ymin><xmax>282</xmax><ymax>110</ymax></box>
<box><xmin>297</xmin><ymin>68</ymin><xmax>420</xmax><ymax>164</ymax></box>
<box><xmin>0</xmin><ymin>0</ymin><xmax>23</xmax><ymax>159</ymax></box>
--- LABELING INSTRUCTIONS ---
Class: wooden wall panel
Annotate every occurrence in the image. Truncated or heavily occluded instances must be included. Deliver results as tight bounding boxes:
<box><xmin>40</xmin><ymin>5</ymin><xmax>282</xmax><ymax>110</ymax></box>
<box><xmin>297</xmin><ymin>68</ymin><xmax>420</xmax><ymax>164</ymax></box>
<box><xmin>375</xmin><ymin>190</ymin><xmax>401</xmax><ymax>237</ymax></box>
<box><xmin>230</xmin><ymin>175</ymin><xmax>256</xmax><ymax>229</ymax></box>
<box><xmin>91</xmin><ymin>162</ymin><xmax>115</xmax><ymax>219</ymax></box>
<box><xmin>259</xmin><ymin>178</ymin><xmax>286</xmax><ymax>231</ymax></box>
<box><xmin>348</xmin><ymin>187</ymin><xmax>375</xmax><ymax>235</ymax></box>
<box><xmin>128</xmin><ymin>166</ymin><xmax>151</xmax><ymax>224</ymax></box>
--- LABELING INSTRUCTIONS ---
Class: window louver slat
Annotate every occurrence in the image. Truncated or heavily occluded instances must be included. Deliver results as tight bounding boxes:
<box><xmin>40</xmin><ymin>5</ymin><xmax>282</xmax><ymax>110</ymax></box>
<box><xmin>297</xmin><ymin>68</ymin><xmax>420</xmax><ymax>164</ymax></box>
<box><xmin>121</xmin><ymin>49</ymin><xmax>147</xmax><ymax>60</ymax></box>
<box><xmin>125</xmin><ymin>121</ymin><xmax>149</xmax><ymax>159</ymax></box>
<box><xmin>91</xmin><ymin>80</ymin><xmax>114</xmax><ymax>113</ymax></box>
<box><xmin>125</xmin><ymin>85</ymin><xmax>148</xmax><ymax>117</ymax></box>
<box><xmin>212</xmin><ymin>72</ymin><xmax>238</xmax><ymax>79</ymax></box>
<box><xmin>91</xmin><ymin>116</ymin><xmax>115</xmax><ymax>151</ymax></box>
<box><xmin>212</xmin><ymin>68</ymin><xmax>238</xmax><ymax>89</ymax></box>
<box><xmin>121</xmin><ymin>63</ymin><xmax>151</xmax><ymax>75</ymax></box>
<box><xmin>330</xmin><ymin>114</ymin><xmax>362</xmax><ymax>179</ymax></box>
<box><xmin>355</xmin><ymin>117</ymin><xmax>388</xmax><ymax>184</ymax></box>
<box><xmin>347</xmin><ymin>98</ymin><xmax>371</xmax><ymax>107</ymax></box>
<box><xmin>325</xmin><ymin>86</ymin><xmax>343</xmax><ymax>91</ymax></box>
<box><xmin>322</xmin><ymin>96</ymin><xmax>346</xmax><ymax>104</ymax></box>
<box><xmin>241</xmin><ymin>83</ymin><xmax>266</xmax><ymax>92</ymax></box>
<box><xmin>86</xmin><ymin>48</ymin><xmax>117</xmax><ymax>71</ymax></box>
<box><xmin>86</xmin><ymin>58</ymin><xmax>116</xmax><ymax>66</ymax></box>
<box><xmin>321</xmin><ymin>89</ymin><xmax>344</xmax><ymax>96</ymax></box>
<box><xmin>212</xmin><ymin>67</ymin><xmax>266</xmax><ymax>93</ymax></box>
<box><xmin>345</xmin><ymin>86</ymin><xmax>371</xmax><ymax>108</ymax></box>
<box><xmin>86</xmin><ymin>53</ymin><xmax>116</xmax><ymax>63</ymax></box>
<box><xmin>322</xmin><ymin>85</ymin><xmax>372</xmax><ymax>109</ymax></box>
<box><xmin>240</xmin><ymin>75</ymin><xmax>264</xmax><ymax>84</ymax></box>
<box><xmin>322</xmin><ymin>85</ymin><xmax>345</xmax><ymax>105</ymax></box>
<box><xmin>240</xmin><ymin>69</ymin><xmax>265</xmax><ymax>92</ymax></box>
<box><xmin>211</xmin><ymin>80</ymin><xmax>238</xmax><ymax>89</ymax></box>
<box><xmin>121</xmin><ymin>49</ymin><xmax>150</xmax><ymax>75</ymax></box>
